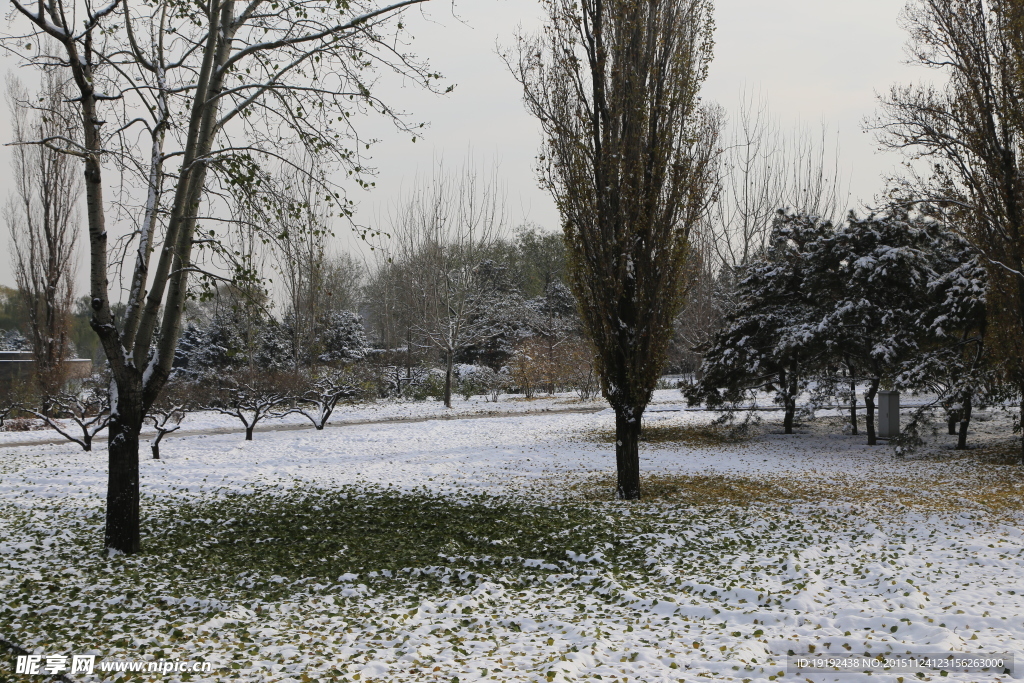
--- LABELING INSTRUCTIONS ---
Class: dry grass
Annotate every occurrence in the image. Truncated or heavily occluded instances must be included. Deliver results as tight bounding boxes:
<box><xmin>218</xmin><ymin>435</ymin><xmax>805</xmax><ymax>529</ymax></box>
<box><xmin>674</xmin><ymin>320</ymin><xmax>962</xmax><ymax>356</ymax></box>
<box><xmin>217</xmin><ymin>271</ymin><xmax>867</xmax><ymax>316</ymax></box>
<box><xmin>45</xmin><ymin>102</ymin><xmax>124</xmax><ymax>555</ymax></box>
<box><xmin>570</xmin><ymin>472</ymin><xmax>807</xmax><ymax>505</ymax></box>
<box><xmin>583</xmin><ymin>421</ymin><xmax>761</xmax><ymax>448</ymax></box>
<box><xmin>565</xmin><ymin>414</ymin><xmax>1024</xmax><ymax>517</ymax></box>
<box><xmin>566</xmin><ymin>464</ymin><xmax>1024</xmax><ymax>517</ymax></box>
<box><xmin>968</xmin><ymin>439</ymin><xmax>1024</xmax><ymax>465</ymax></box>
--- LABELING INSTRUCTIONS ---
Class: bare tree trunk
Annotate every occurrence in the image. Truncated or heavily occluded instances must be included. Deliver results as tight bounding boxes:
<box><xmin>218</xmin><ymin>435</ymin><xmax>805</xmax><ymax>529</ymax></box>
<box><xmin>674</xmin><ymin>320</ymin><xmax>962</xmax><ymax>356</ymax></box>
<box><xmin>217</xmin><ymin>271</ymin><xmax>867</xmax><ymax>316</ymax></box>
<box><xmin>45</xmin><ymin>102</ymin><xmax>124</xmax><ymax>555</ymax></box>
<box><xmin>105</xmin><ymin>395</ymin><xmax>145</xmax><ymax>554</ymax></box>
<box><xmin>614</xmin><ymin>407</ymin><xmax>642</xmax><ymax>500</ymax></box>
<box><xmin>956</xmin><ymin>392</ymin><xmax>972</xmax><ymax>450</ymax></box>
<box><xmin>406</xmin><ymin>328</ymin><xmax>413</xmax><ymax>382</ymax></box>
<box><xmin>151</xmin><ymin>440</ymin><xmax>160</xmax><ymax>459</ymax></box>
<box><xmin>782</xmin><ymin>367</ymin><xmax>797</xmax><ymax>435</ymax></box>
<box><xmin>865</xmin><ymin>377</ymin><xmax>880</xmax><ymax>446</ymax></box>
<box><xmin>846</xmin><ymin>360</ymin><xmax>858</xmax><ymax>435</ymax></box>
<box><xmin>849</xmin><ymin>388</ymin><xmax>858</xmax><ymax>434</ymax></box>
<box><xmin>443</xmin><ymin>350</ymin><xmax>454</xmax><ymax>409</ymax></box>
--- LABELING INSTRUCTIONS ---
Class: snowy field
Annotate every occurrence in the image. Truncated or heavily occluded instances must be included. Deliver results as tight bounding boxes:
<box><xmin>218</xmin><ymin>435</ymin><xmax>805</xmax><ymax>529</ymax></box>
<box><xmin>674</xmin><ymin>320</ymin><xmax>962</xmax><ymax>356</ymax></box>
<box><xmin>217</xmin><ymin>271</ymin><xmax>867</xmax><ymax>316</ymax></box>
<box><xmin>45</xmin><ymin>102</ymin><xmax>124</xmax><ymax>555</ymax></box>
<box><xmin>2</xmin><ymin>390</ymin><xmax>1024</xmax><ymax>682</ymax></box>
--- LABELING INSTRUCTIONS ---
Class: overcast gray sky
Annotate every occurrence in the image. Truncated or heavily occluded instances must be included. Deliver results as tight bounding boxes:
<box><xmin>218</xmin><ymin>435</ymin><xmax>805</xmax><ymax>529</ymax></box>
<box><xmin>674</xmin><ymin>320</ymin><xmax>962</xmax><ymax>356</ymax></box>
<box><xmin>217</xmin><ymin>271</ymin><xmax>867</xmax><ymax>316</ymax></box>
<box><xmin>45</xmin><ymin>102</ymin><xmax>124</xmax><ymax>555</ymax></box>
<box><xmin>0</xmin><ymin>0</ymin><xmax>921</xmax><ymax>290</ymax></box>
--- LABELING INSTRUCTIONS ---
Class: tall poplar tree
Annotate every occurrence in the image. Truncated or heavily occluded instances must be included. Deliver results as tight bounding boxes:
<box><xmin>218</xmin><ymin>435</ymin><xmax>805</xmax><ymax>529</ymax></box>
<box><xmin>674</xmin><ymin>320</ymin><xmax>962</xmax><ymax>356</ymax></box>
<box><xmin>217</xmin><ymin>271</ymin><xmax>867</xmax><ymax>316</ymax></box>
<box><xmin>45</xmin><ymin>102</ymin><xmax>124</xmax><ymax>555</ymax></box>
<box><xmin>510</xmin><ymin>0</ymin><xmax>719</xmax><ymax>498</ymax></box>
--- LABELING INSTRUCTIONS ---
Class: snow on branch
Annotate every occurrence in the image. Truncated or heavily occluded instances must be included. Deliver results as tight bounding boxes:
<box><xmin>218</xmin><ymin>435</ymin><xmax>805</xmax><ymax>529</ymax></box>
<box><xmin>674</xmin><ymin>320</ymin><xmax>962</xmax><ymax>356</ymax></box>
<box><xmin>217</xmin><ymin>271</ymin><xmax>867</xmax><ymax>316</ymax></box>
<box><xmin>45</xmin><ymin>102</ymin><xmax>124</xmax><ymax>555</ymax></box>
<box><xmin>286</xmin><ymin>370</ymin><xmax>360</xmax><ymax>430</ymax></box>
<box><xmin>25</xmin><ymin>388</ymin><xmax>111</xmax><ymax>452</ymax></box>
<box><xmin>202</xmin><ymin>371</ymin><xmax>294</xmax><ymax>440</ymax></box>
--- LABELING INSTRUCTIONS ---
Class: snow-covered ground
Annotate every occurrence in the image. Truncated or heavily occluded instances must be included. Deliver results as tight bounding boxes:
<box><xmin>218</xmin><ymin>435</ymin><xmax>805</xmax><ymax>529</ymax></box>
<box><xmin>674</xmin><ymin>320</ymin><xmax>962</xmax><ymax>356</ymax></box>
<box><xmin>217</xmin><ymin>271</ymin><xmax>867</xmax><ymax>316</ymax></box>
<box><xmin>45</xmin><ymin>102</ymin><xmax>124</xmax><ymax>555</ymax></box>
<box><xmin>1</xmin><ymin>391</ymin><xmax>1023</xmax><ymax>682</ymax></box>
<box><xmin>0</xmin><ymin>391</ymin><xmax>609</xmax><ymax>447</ymax></box>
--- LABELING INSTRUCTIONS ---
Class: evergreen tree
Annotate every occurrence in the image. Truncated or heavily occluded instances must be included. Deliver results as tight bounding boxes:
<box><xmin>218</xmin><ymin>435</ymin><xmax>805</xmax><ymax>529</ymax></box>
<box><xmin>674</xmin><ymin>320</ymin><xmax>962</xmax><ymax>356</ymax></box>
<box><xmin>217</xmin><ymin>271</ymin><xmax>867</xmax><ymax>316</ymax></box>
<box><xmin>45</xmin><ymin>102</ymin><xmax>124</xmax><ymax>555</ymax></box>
<box><xmin>687</xmin><ymin>212</ymin><xmax>833</xmax><ymax>433</ymax></box>
<box><xmin>895</xmin><ymin>224</ymin><xmax>990</xmax><ymax>449</ymax></box>
<box><xmin>313</xmin><ymin>311</ymin><xmax>369</xmax><ymax>364</ymax></box>
<box><xmin>812</xmin><ymin>210</ymin><xmax>943</xmax><ymax>444</ymax></box>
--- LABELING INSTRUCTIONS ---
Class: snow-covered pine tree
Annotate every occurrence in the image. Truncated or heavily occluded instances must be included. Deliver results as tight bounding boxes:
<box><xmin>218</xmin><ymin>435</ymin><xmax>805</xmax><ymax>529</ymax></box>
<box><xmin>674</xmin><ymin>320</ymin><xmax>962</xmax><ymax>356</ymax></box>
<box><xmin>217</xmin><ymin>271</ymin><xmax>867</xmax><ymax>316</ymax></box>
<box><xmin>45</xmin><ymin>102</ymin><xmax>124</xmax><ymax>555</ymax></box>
<box><xmin>172</xmin><ymin>310</ymin><xmax>291</xmax><ymax>379</ymax></box>
<box><xmin>0</xmin><ymin>329</ymin><xmax>30</xmax><ymax>352</ymax></box>
<box><xmin>895</xmin><ymin>223</ymin><xmax>990</xmax><ymax>449</ymax></box>
<box><xmin>686</xmin><ymin>211</ymin><xmax>833</xmax><ymax>433</ymax></box>
<box><xmin>314</xmin><ymin>310</ymin><xmax>369</xmax><ymax>365</ymax></box>
<box><xmin>811</xmin><ymin>209</ymin><xmax>943</xmax><ymax>444</ymax></box>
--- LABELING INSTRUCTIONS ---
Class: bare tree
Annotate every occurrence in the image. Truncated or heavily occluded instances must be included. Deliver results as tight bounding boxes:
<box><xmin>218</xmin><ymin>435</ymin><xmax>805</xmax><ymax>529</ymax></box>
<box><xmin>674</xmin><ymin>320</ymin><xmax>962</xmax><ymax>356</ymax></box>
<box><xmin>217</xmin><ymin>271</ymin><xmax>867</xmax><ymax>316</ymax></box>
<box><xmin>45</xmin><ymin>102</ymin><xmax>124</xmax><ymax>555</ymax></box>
<box><xmin>379</xmin><ymin>161</ymin><xmax>507</xmax><ymax>407</ymax></box>
<box><xmin>4</xmin><ymin>73</ymin><xmax>79</xmax><ymax>403</ymax></box>
<box><xmin>26</xmin><ymin>382</ymin><xmax>111</xmax><ymax>451</ymax></box>
<box><xmin>875</xmin><ymin>0</ymin><xmax>1024</xmax><ymax>461</ymax></box>
<box><xmin>146</xmin><ymin>379</ymin><xmax>198</xmax><ymax>459</ymax></box>
<box><xmin>7</xmin><ymin>0</ymin><xmax>440</xmax><ymax>553</ymax></box>
<box><xmin>511</xmin><ymin>0</ymin><xmax>720</xmax><ymax>499</ymax></box>
<box><xmin>273</xmin><ymin>161</ymin><xmax>333</xmax><ymax>368</ymax></box>
<box><xmin>205</xmin><ymin>371</ymin><xmax>294</xmax><ymax>441</ymax></box>
<box><xmin>707</xmin><ymin>89</ymin><xmax>846</xmax><ymax>275</ymax></box>
<box><xmin>288</xmin><ymin>369</ymin><xmax>359</xmax><ymax>429</ymax></box>
<box><xmin>272</xmin><ymin>161</ymin><xmax>365</xmax><ymax>369</ymax></box>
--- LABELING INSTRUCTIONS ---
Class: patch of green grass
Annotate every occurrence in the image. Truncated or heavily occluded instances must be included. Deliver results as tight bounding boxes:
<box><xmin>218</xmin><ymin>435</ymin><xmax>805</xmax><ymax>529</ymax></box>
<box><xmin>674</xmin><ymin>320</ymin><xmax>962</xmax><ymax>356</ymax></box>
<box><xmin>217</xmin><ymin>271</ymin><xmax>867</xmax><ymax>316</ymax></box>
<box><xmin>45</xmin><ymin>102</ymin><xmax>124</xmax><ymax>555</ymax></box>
<box><xmin>141</xmin><ymin>486</ymin><xmax>651</xmax><ymax>596</ymax></box>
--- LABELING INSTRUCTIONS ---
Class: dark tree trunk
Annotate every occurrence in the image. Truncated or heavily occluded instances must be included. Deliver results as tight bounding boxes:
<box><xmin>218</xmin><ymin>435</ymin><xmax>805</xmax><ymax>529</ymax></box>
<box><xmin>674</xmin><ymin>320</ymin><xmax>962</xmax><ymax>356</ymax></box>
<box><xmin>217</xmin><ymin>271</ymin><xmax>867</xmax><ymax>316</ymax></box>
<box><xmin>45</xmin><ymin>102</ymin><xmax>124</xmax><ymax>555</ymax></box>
<box><xmin>782</xmin><ymin>366</ymin><xmax>798</xmax><ymax>434</ymax></box>
<box><xmin>105</xmin><ymin>416</ymin><xmax>142</xmax><ymax>554</ymax></box>
<box><xmin>151</xmin><ymin>440</ymin><xmax>160</xmax><ymax>459</ymax></box>
<box><xmin>83</xmin><ymin>434</ymin><xmax>92</xmax><ymax>452</ymax></box>
<box><xmin>245</xmin><ymin>425</ymin><xmax>253</xmax><ymax>441</ymax></box>
<box><xmin>956</xmin><ymin>392</ymin><xmax>973</xmax><ymax>450</ymax></box>
<box><xmin>848</xmin><ymin>370</ymin><xmax>858</xmax><ymax>435</ymax></box>
<box><xmin>864</xmin><ymin>377</ymin><xmax>880</xmax><ymax>446</ymax></box>
<box><xmin>443</xmin><ymin>350</ymin><xmax>454</xmax><ymax>409</ymax></box>
<box><xmin>614</xmin><ymin>407</ymin><xmax>642</xmax><ymax>500</ymax></box>
<box><xmin>948</xmin><ymin>411</ymin><xmax>959</xmax><ymax>435</ymax></box>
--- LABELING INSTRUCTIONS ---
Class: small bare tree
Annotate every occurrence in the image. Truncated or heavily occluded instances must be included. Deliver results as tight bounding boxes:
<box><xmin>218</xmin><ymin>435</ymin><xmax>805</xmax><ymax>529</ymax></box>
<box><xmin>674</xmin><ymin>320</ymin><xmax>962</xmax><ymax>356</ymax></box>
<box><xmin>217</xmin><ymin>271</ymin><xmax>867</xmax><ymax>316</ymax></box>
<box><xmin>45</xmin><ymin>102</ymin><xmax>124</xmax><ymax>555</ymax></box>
<box><xmin>146</xmin><ymin>379</ymin><xmax>198</xmax><ymax>459</ymax></box>
<box><xmin>509</xmin><ymin>338</ymin><xmax>547</xmax><ymax>399</ymax></box>
<box><xmin>5</xmin><ymin>73</ymin><xmax>79</xmax><ymax>403</ymax></box>
<box><xmin>289</xmin><ymin>369</ymin><xmax>360</xmax><ymax>429</ymax></box>
<box><xmin>27</xmin><ymin>381</ymin><xmax>110</xmax><ymax>451</ymax></box>
<box><xmin>206</xmin><ymin>371</ymin><xmax>293</xmax><ymax>441</ymax></box>
<box><xmin>511</xmin><ymin>0</ymin><xmax>720</xmax><ymax>499</ymax></box>
<box><xmin>561</xmin><ymin>337</ymin><xmax>598</xmax><ymax>401</ymax></box>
